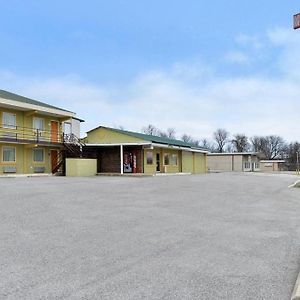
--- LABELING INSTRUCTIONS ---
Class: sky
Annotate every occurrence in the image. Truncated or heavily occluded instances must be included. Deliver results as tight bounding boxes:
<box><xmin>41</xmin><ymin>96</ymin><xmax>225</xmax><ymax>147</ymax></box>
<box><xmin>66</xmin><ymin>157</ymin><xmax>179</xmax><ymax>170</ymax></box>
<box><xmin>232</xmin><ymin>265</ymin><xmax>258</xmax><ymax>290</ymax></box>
<box><xmin>1</xmin><ymin>0</ymin><xmax>300</xmax><ymax>141</ymax></box>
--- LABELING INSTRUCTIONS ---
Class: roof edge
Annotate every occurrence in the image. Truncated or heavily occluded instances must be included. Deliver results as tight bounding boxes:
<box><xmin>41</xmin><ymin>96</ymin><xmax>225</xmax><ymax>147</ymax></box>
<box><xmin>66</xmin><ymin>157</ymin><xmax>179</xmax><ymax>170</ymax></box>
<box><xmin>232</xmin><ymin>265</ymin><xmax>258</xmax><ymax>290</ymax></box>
<box><xmin>86</xmin><ymin>125</ymin><xmax>208</xmax><ymax>151</ymax></box>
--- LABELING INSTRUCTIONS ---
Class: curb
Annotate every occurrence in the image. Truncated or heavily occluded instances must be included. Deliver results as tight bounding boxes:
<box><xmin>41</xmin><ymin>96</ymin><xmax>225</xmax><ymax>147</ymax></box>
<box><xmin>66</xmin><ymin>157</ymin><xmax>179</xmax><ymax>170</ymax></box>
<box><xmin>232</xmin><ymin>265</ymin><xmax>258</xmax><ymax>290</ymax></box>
<box><xmin>289</xmin><ymin>180</ymin><xmax>300</xmax><ymax>188</ymax></box>
<box><xmin>291</xmin><ymin>270</ymin><xmax>300</xmax><ymax>300</ymax></box>
<box><xmin>0</xmin><ymin>173</ymin><xmax>52</xmax><ymax>178</ymax></box>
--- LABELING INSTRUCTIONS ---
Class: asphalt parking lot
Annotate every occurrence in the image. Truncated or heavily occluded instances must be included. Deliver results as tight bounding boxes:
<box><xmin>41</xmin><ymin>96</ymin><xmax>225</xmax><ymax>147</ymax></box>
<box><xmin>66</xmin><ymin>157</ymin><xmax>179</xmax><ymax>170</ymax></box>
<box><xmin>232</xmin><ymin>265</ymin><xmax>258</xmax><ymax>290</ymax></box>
<box><xmin>0</xmin><ymin>173</ymin><xmax>300</xmax><ymax>300</ymax></box>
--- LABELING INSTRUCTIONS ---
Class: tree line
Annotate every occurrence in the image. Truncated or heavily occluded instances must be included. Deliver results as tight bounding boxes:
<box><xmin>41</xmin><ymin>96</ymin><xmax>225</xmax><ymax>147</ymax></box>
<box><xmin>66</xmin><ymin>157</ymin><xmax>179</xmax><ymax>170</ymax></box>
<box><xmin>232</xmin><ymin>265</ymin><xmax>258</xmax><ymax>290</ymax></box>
<box><xmin>140</xmin><ymin>124</ymin><xmax>300</xmax><ymax>168</ymax></box>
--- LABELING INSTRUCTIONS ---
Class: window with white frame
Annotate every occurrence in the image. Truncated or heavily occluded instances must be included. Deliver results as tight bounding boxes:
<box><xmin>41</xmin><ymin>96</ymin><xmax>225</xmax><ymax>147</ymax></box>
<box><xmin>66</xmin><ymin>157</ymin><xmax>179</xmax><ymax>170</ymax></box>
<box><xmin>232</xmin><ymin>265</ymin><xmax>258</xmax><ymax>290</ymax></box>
<box><xmin>244</xmin><ymin>162</ymin><xmax>251</xmax><ymax>169</ymax></box>
<box><xmin>33</xmin><ymin>117</ymin><xmax>45</xmax><ymax>140</ymax></box>
<box><xmin>63</xmin><ymin>122</ymin><xmax>72</xmax><ymax>135</ymax></box>
<box><xmin>33</xmin><ymin>117</ymin><xmax>44</xmax><ymax>131</ymax></box>
<box><xmin>3</xmin><ymin>112</ymin><xmax>16</xmax><ymax>129</ymax></box>
<box><xmin>3</xmin><ymin>147</ymin><xmax>16</xmax><ymax>162</ymax></box>
<box><xmin>33</xmin><ymin>148</ymin><xmax>44</xmax><ymax>162</ymax></box>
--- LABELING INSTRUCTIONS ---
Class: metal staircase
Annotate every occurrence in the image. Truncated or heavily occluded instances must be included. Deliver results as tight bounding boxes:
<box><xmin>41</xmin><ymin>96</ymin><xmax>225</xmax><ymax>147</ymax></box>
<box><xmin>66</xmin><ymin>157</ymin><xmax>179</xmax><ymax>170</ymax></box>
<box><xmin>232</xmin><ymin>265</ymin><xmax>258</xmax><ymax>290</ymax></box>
<box><xmin>51</xmin><ymin>133</ymin><xmax>86</xmax><ymax>175</ymax></box>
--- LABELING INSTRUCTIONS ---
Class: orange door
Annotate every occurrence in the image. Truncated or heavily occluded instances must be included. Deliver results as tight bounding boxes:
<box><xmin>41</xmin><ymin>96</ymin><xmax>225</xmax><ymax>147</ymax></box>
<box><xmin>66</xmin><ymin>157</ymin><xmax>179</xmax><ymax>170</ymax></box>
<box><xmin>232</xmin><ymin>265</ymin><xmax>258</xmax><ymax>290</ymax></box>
<box><xmin>51</xmin><ymin>150</ymin><xmax>58</xmax><ymax>171</ymax></box>
<box><xmin>51</xmin><ymin>121</ymin><xmax>59</xmax><ymax>142</ymax></box>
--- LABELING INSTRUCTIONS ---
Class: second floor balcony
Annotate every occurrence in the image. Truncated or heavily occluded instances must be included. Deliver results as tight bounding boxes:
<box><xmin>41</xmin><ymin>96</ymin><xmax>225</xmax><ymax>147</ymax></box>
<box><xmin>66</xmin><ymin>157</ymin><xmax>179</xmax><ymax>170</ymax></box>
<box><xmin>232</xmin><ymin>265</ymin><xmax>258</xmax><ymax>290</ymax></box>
<box><xmin>0</xmin><ymin>124</ymin><xmax>64</xmax><ymax>145</ymax></box>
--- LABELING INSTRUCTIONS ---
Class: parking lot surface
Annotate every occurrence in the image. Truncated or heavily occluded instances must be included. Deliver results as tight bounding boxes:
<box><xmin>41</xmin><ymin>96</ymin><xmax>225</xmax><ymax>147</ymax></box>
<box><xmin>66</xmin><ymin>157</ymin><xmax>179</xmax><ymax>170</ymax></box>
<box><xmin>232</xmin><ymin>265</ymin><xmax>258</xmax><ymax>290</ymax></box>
<box><xmin>0</xmin><ymin>173</ymin><xmax>300</xmax><ymax>300</ymax></box>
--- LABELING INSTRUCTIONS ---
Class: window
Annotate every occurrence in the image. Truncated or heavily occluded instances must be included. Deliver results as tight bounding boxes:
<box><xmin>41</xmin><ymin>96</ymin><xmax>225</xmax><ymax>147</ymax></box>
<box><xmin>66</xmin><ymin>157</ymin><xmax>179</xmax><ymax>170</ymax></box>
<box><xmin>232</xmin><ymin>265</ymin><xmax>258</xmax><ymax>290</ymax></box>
<box><xmin>64</xmin><ymin>122</ymin><xmax>72</xmax><ymax>135</ymax></box>
<box><xmin>33</xmin><ymin>118</ymin><xmax>45</xmax><ymax>141</ymax></box>
<box><xmin>164</xmin><ymin>153</ymin><xmax>177</xmax><ymax>166</ymax></box>
<box><xmin>146</xmin><ymin>151</ymin><xmax>153</xmax><ymax>165</ymax></box>
<box><xmin>164</xmin><ymin>153</ymin><xmax>170</xmax><ymax>165</ymax></box>
<box><xmin>3</xmin><ymin>112</ymin><xmax>16</xmax><ymax>129</ymax></box>
<box><xmin>33</xmin><ymin>117</ymin><xmax>44</xmax><ymax>131</ymax></box>
<box><xmin>170</xmin><ymin>154</ymin><xmax>178</xmax><ymax>166</ymax></box>
<box><xmin>33</xmin><ymin>148</ymin><xmax>44</xmax><ymax>162</ymax></box>
<box><xmin>3</xmin><ymin>147</ymin><xmax>16</xmax><ymax>162</ymax></box>
<box><xmin>244</xmin><ymin>162</ymin><xmax>251</xmax><ymax>169</ymax></box>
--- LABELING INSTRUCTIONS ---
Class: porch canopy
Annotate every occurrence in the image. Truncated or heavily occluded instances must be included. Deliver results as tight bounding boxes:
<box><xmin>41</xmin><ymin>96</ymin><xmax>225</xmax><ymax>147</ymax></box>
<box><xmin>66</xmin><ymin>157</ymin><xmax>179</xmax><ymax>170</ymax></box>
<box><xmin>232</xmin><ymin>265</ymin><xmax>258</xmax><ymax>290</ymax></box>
<box><xmin>83</xmin><ymin>142</ymin><xmax>208</xmax><ymax>174</ymax></box>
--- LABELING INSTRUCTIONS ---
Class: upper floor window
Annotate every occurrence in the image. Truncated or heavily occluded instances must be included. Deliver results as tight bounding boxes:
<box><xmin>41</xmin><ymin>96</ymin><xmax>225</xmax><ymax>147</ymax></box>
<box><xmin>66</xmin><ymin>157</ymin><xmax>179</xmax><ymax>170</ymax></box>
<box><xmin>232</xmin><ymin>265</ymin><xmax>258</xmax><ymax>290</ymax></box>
<box><xmin>33</xmin><ymin>117</ymin><xmax>44</xmax><ymax>131</ymax></box>
<box><xmin>2</xmin><ymin>112</ymin><xmax>16</xmax><ymax>129</ymax></box>
<box><xmin>64</xmin><ymin>122</ymin><xmax>72</xmax><ymax>135</ymax></box>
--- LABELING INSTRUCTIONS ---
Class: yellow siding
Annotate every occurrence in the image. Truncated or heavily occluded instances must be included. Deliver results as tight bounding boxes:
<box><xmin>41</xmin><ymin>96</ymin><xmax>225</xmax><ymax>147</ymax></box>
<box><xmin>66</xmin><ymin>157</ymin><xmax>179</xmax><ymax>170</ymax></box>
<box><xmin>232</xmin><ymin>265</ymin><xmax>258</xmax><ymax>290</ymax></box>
<box><xmin>0</xmin><ymin>107</ymin><xmax>63</xmax><ymax>175</ymax></box>
<box><xmin>182</xmin><ymin>151</ymin><xmax>193</xmax><ymax>173</ymax></box>
<box><xmin>24</xmin><ymin>146</ymin><xmax>54</xmax><ymax>174</ymax></box>
<box><xmin>85</xmin><ymin>128</ymin><xmax>207</xmax><ymax>175</ymax></box>
<box><xmin>193</xmin><ymin>152</ymin><xmax>207</xmax><ymax>173</ymax></box>
<box><xmin>0</xmin><ymin>143</ymin><xmax>25</xmax><ymax>174</ymax></box>
<box><xmin>0</xmin><ymin>144</ymin><xmax>60</xmax><ymax>174</ymax></box>
<box><xmin>86</xmin><ymin>127</ymin><xmax>145</xmax><ymax>144</ymax></box>
<box><xmin>23</xmin><ymin>114</ymin><xmax>63</xmax><ymax>142</ymax></box>
<box><xmin>0</xmin><ymin>109</ymin><xmax>63</xmax><ymax>142</ymax></box>
<box><xmin>143</xmin><ymin>149</ymin><xmax>156</xmax><ymax>174</ymax></box>
<box><xmin>143</xmin><ymin>148</ymin><xmax>182</xmax><ymax>174</ymax></box>
<box><xmin>161</xmin><ymin>148</ymin><xmax>181</xmax><ymax>173</ymax></box>
<box><xmin>144</xmin><ymin>148</ymin><xmax>206</xmax><ymax>174</ymax></box>
<box><xmin>66</xmin><ymin>158</ymin><xmax>97</xmax><ymax>177</ymax></box>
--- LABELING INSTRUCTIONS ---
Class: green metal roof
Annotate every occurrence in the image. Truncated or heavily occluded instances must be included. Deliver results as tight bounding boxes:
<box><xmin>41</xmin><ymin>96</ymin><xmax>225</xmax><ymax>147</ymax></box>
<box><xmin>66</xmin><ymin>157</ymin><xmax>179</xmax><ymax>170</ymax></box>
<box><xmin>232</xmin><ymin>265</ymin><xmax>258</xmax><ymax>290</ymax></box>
<box><xmin>0</xmin><ymin>89</ymin><xmax>73</xmax><ymax>113</ymax></box>
<box><xmin>89</xmin><ymin>126</ymin><xmax>208</xmax><ymax>151</ymax></box>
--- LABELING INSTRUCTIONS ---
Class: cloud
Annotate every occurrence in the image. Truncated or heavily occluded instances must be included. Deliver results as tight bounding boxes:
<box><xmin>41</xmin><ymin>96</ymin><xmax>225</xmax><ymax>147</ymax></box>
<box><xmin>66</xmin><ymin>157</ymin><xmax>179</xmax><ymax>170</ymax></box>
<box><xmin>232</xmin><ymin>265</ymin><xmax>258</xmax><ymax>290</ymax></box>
<box><xmin>225</xmin><ymin>51</ymin><xmax>250</xmax><ymax>64</ymax></box>
<box><xmin>236</xmin><ymin>33</ymin><xmax>263</xmax><ymax>50</ymax></box>
<box><xmin>224</xmin><ymin>34</ymin><xmax>264</xmax><ymax>66</ymax></box>
<box><xmin>267</xmin><ymin>27</ymin><xmax>300</xmax><ymax>79</ymax></box>
<box><xmin>1</xmin><ymin>27</ymin><xmax>300</xmax><ymax>142</ymax></box>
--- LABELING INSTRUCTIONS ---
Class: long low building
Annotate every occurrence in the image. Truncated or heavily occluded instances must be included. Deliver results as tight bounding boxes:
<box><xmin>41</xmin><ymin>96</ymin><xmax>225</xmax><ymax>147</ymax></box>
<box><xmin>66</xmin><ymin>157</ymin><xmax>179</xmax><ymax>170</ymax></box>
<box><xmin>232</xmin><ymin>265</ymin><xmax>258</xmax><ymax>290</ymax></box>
<box><xmin>207</xmin><ymin>152</ymin><xmax>262</xmax><ymax>172</ymax></box>
<box><xmin>82</xmin><ymin>126</ymin><xmax>208</xmax><ymax>175</ymax></box>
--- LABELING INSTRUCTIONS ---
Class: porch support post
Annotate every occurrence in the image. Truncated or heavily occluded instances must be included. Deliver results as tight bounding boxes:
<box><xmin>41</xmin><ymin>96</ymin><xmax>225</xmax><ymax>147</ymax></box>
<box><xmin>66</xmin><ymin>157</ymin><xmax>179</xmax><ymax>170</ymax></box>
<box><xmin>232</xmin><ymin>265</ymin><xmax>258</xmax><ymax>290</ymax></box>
<box><xmin>120</xmin><ymin>145</ymin><xmax>124</xmax><ymax>174</ymax></box>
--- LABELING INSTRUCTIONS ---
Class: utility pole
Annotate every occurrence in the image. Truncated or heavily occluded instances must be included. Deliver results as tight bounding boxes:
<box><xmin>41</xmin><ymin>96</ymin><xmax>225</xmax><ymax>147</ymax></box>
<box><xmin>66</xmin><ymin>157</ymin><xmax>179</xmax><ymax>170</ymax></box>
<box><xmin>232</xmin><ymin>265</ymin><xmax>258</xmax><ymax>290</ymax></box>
<box><xmin>297</xmin><ymin>151</ymin><xmax>299</xmax><ymax>175</ymax></box>
<box><xmin>293</xmin><ymin>16</ymin><xmax>300</xmax><ymax>174</ymax></box>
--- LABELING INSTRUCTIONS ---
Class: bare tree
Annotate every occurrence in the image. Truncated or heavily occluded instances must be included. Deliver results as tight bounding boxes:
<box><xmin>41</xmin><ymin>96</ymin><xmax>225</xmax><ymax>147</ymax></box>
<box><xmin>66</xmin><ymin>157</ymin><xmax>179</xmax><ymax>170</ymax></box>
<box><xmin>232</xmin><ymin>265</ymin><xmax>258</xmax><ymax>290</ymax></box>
<box><xmin>199</xmin><ymin>138</ymin><xmax>214</xmax><ymax>151</ymax></box>
<box><xmin>181</xmin><ymin>134</ymin><xmax>193</xmax><ymax>143</ymax></box>
<box><xmin>213</xmin><ymin>128</ymin><xmax>229</xmax><ymax>153</ymax></box>
<box><xmin>158</xmin><ymin>128</ymin><xmax>176</xmax><ymax>139</ymax></box>
<box><xmin>250</xmin><ymin>136</ymin><xmax>263</xmax><ymax>152</ymax></box>
<box><xmin>232</xmin><ymin>134</ymin><xmax>249</xmax><ymax>152</ymax></box>
<box><xmin>266</xmin><ymin>135</ymin><xmax>286</xmax><ymax>159</ymax></box>
<box><xmin>181</xmin><ymin>134</ymin><xmax>200</xmax><ymax>147</ymax></box>
<box><xmin>142</xmin><ymin>124</ymin><xmax>159</xmax><ymax>136</ymax></box>
<box><xmin>250</xmin><ymin>135</ymin><xmax>286</xmax><ymax>159</ymax></box>
<box><xmin>225</xmin><ymin>144</ymin><xmax>233</xmax><ymax>153</ymax></box>
<box><xmin>166</xmin><ymin>128</ymin><xmax>176</xmax><ymax>139</ymax></box>
<box><xmin>285</xmin><ymin>142</ymin><xmax>300</xmax><ymax>170</ymax></box>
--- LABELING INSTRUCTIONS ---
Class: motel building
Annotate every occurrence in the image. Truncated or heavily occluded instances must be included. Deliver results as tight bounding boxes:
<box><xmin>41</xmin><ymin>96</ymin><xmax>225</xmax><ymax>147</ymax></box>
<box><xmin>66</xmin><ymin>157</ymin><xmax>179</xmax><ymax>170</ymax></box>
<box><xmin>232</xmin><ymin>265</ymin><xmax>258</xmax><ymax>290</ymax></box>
<box><xmin>0</xmin><ymin>90</ymin><xmax>83</xmax><ymax>175</ymax></box>
<box><xmin>82</xmin><ymin>126</ymin><xmax>208</xmax><ymax>175</ymax></box>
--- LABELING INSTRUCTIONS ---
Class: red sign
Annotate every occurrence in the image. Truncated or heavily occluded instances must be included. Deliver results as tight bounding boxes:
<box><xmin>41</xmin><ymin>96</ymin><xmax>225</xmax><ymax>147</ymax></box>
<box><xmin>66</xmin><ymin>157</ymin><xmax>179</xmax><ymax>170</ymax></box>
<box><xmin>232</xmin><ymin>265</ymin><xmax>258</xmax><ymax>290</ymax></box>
<box><xmin>294</xmin><ymin>13</ymin><xmax>300</xmax><ymax>29</ymax></box>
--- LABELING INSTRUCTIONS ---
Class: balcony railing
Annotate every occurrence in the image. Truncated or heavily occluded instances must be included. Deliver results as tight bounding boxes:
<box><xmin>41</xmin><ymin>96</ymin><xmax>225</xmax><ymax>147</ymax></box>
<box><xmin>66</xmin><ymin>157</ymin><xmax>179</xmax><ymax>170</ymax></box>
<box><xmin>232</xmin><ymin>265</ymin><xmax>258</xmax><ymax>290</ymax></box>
<box><xmin>0</xmin><ymin>124</ymin><xmax>63</xmax><ymax>145</ymax></box>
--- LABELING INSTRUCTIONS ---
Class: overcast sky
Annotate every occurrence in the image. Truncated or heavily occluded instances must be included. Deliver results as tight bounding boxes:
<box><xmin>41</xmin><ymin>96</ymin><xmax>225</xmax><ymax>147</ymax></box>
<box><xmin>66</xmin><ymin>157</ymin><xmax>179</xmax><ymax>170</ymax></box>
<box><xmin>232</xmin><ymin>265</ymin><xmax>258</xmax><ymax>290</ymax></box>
<box><xmin>1</xmin><ymin>1</ymin><xmax>300</xmax><ymax>141</ymax></box>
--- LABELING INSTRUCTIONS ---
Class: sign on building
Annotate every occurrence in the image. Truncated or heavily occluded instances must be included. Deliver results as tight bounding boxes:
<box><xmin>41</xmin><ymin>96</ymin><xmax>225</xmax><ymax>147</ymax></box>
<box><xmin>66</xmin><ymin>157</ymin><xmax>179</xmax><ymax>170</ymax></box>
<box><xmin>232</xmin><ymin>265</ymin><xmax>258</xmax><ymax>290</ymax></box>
<box><xmin>294</xmin><ymin>13</ymin><xmax>300</xmax><ymax>29</ymax></box>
